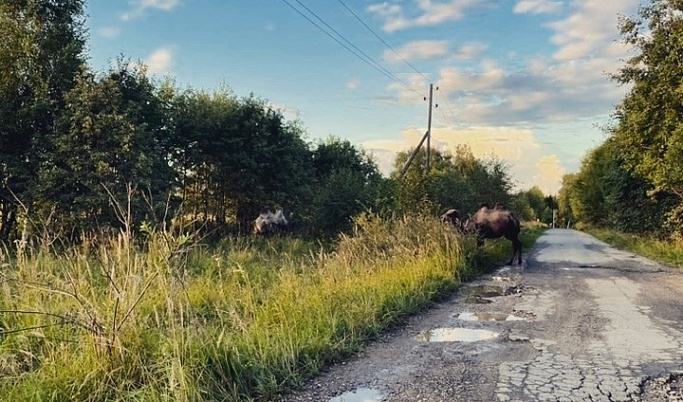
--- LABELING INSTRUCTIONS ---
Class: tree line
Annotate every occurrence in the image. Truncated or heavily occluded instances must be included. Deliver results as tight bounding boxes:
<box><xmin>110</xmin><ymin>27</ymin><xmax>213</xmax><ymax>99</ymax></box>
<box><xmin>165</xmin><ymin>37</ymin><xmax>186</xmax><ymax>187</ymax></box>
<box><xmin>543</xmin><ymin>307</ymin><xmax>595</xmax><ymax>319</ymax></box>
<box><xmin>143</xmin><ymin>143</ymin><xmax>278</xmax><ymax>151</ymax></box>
<box><xmin>0</xmin><ymin>0</ymin><xmax>552</xmax><ymax>243</ymax></box>
<box><xmin>558</xmin><ymin>0</ymin><xmax>683</xmax><ymax>238</ymax></box>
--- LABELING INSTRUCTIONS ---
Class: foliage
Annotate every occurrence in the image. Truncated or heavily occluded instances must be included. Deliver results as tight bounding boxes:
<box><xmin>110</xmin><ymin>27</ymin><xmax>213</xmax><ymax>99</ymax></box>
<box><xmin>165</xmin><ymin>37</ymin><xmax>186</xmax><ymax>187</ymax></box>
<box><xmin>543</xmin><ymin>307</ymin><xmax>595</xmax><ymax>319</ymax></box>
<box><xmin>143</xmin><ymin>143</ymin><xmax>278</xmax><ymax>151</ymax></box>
<box><xmin>36</xmin><ymin>60</ymin><xmax>175</xmax><ymax>234</ymax></box>
<box><xmin>392</xmin><ymin>144</ymin><xmax>513</xmax><ymax>218</ymax></box>
<box><xmin>171</xmin><ymin>88</ymin><xmax>312</xmax><ymax>233</ymax></box>
<box><xmin>0</xmin><ymin>0</ymin><xmax>87</xmax><ymax>240</ymax></box>
<box><xmin>559</xmin><ymin>140</ymin><xmax>673</xmax><ymax>234</ymax></box>
<box><xmin>305</xmin><ymin>138</ymin><xmax>389</xmax><ymax>235</ymax></box>
<box><xmin>511</xmin><ymin>186</ymin><xmax>547</xmax><ymax>222</ymax></box>
<box><xmin>0</xmin><ymin>214</ymin><xmax>476</xmax><ymax>401</ymax></box>
<box><xmin>610</xmin><ymin>0</ymin><xmax>683</xmax><ymax>234</ymax></box>
<box><xmin>586</xmin><ymin>227</ymin><xmax>683</xmax><ymax>269</ymax></box>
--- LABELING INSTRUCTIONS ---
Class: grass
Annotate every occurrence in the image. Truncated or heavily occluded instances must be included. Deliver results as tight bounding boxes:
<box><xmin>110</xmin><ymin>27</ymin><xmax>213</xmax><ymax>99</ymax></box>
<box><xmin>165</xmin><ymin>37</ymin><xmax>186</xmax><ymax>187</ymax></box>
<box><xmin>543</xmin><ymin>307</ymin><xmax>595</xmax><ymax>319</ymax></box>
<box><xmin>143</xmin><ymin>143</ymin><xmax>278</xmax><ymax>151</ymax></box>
<box><xmin>0</xmin><ymin>214</ymin><xmax>544</xmax><ymax>401</ymax></box>
<box><xmin>584</xmin><ymin>227</ymin><xmax>683</xmax><ymax>269</ymax></box>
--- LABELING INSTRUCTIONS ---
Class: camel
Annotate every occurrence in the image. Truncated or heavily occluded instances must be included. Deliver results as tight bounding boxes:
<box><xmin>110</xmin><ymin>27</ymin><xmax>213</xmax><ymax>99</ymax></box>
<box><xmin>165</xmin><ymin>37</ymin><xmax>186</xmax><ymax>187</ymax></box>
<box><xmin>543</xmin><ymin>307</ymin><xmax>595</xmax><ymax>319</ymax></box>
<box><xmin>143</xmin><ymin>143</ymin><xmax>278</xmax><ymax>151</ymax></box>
<box><xmin>460</xmin><ymin>203</ymin><xmax>522</xmax><ymax>265</ymax></box>
<box><xmin>253</xmin><ymin>209</ymin><xmax>288</xmax><ymax>235</ymax></box>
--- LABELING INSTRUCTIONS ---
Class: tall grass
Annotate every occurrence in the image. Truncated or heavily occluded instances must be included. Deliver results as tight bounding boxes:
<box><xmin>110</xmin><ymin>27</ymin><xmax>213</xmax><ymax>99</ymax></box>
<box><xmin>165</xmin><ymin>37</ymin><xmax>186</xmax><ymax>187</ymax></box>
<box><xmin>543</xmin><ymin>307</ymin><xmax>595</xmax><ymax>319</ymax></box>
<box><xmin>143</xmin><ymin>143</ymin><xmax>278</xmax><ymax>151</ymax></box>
<box><xmin>0</xmin><ymin>214</ymin><xmax>539</xmax><ymax>401</ymax></box>
<box><xmin>585</xmin><ymin>228</ymin><xmax>683</xmax><ymax>269</ymax></box>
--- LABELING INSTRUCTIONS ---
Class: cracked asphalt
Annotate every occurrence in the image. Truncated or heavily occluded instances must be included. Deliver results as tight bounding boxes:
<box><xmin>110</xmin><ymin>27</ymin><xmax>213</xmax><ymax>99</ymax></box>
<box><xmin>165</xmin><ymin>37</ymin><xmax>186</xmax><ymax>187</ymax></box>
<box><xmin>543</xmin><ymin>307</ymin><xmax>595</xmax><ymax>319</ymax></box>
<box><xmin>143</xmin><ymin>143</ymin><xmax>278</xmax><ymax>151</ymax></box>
<box><xmin>278</xmin><ymin>229</ymin><xmax>683</xmax><ymax>402</ymax></box>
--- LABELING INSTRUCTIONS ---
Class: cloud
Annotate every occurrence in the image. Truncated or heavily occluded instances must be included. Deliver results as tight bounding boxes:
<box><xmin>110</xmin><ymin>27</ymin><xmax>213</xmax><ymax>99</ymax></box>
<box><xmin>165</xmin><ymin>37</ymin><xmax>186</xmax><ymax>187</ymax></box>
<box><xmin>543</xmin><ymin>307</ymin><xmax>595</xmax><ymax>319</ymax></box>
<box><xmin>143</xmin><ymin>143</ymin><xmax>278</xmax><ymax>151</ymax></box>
<box><xmin>98</xmin><ymin>27</ymin><xmax>121</xmax><ymax>39</ymax></box>
<box><xmin>269</xmin><ymin>102</ymin><xmax>301</xmax><ymax>121</ymax></box>
<box><xmin>145</xmin><ymin>47</ymin><xmax>173</xmax><ymax>74</ymax></box>
<box><xmin>514</xmin><ymin>0</ymin><xmax>562</xmax><ymax>15</ymax></box>
<box><xmin>453</xmin><ymin>42</ymin><xmax>488</xmax><ymax>60</ymax></box>
<box><xmin>141</xmin><ymin>0</ymin><xmax>180</xmax><ymax>10</ymax></box>
<box><xmin>347</xmin><ymin>78</ymin><xmax>360</xmax><ymax>90</ymax></box>
<box><xmin>362</xmin><ymin>125</ymin><xmax>548</xmax><ymax>188</ymax></box>
<box><xmin>549</xmin><ymin>0</ymin><xmax>639</xmax><ymax>60</ymax></box>
<box><xmin>532</xmin><ymin>155</ymin><xmax>566</xmax><ymax>194</ymax></box>
<box><xmin>121</xmin><ymin>0</ymin><xmax>180</xmax><ymax>20</ymax></box>
<box><xmin>385</xmin><ymin>40</ymin><xmax>450</xmax><ymax>63</ymax></box>
<box><xmin>367</xmin><ymin>0</ymin><xmax>483</xmax><ymax>33</ymax></box>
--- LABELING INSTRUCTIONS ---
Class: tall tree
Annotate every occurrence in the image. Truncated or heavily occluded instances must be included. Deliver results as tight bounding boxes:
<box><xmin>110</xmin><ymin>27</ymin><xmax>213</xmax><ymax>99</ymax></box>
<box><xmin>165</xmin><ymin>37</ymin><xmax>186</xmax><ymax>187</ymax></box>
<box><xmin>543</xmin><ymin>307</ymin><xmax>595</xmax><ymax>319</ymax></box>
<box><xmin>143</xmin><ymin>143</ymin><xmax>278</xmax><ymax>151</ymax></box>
<box><xmin>611</xmin><ymin>0</ymin><xmax>683</xmax><ymax>232</ymax></box>
<box><xmin>172</xmin><ymin>89</ymin><xmax>312</xmax><ymax>233</ymax></box>
<box><xmin>39</xmin><ymin>61</ymin><xmax>175</xmax><ymax>232</ymax></box>
<box><xmin>0</xmin><ymin>0</ymin><xmax>87</xmax><ymax>240</ymax></box>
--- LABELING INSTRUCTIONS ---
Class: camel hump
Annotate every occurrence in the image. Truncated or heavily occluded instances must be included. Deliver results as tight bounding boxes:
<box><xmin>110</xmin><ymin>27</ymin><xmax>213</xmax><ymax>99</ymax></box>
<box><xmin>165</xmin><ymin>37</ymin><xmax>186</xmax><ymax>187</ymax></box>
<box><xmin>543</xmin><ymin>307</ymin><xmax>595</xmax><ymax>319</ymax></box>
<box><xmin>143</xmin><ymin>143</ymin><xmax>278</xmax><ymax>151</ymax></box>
<box><xmin>494</xmin><ymin>202</ymin><xmax>508</xmax><ymax>210</ymax></box>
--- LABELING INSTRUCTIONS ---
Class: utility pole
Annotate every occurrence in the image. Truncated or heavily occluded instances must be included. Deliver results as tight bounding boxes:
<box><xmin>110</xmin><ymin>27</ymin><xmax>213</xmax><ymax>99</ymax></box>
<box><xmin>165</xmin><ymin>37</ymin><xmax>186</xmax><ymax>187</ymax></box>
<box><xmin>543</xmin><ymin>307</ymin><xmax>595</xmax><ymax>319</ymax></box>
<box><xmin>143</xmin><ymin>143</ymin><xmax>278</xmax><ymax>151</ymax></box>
<box><xmin>426</xmin><ymin>83</ymin><xmax>434</xmax><ymax>173</ymax></box>
<box><xmin>399</xmin><ymin>83</ymin><xmax>437</xmax><ymax>179</ymax></box>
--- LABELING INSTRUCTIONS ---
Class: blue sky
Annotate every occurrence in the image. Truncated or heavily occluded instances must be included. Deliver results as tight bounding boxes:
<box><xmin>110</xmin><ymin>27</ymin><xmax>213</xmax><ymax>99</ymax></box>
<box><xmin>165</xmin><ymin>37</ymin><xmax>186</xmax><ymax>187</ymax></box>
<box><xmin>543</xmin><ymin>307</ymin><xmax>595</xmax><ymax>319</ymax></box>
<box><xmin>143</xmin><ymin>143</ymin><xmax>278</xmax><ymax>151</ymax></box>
<box><xmin>85</xmin><ymin>0</ymin><xmax>643</xmax><ymax>194</ymax></box>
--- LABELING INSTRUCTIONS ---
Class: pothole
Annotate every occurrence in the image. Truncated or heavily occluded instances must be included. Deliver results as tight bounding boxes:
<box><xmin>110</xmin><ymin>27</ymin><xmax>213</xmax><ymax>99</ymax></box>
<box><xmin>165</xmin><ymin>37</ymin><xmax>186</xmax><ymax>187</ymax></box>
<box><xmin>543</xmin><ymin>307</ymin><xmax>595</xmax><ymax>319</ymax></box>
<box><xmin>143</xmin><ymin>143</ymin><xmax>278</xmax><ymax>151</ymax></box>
<box><xmin>460</xmin><ymin>296</ymin><xmax>493</xmax><ymax>304</ymax></box>
<box><xmin>328</xmin><ymin>388</ymin><xmax>383</xmax><ymax>402</ymax></box>
<box><xmin>641</xmin><ymin>373</ymin><xmax>683</xmax><ymax>400</ymax></box>
<box><xmin>418</xmin><ymin>328</ymin><xmax>499</xmax><ymax>342</ymax></box>
<box><xmin>457</xmin><ymin>312</ymin><xmax>525</xmax><ymax>322</ymax></box>
<box><xmin>464</xmin><ymin>285</ymin><xmax>505</xmax><ymax>297</ymax></box>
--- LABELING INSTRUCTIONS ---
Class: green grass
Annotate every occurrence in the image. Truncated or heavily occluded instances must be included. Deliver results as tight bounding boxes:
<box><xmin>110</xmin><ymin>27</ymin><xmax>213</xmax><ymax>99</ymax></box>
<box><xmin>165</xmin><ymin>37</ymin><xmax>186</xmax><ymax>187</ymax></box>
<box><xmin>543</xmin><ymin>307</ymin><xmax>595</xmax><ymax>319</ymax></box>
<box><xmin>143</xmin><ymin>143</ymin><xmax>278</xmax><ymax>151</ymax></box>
<box><xmin>0</xmin><ymin>215</ymin><xmax>544</xmax><ymax>401</ymax></box>
<box><xmin>584</xmin><ymin>228</ymin><xmax>683</xmax><ymax>269</ymax></box>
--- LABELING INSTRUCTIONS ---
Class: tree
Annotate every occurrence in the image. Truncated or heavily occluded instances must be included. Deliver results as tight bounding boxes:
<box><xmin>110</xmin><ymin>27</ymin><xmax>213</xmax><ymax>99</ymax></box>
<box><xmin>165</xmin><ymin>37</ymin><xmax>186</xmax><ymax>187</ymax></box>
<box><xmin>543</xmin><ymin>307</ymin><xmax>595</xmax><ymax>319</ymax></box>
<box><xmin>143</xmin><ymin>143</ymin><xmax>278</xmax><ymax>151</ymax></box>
<box><xmin>391</xmin><ymin>145</ymin><xmax>513</xmax><ymax>217</ymax></box>
<box><xmin>307</xmin><ymin>137</ymin><xmax>387</xmax><ymax>235</ymax></box>
<box><xmin>561</xmin><ymin>140</ymin><xmax>670</xmax><ymax>234</ymax></box>
<box><xmin>0</xmin><ymin>0</ymin><xmax>87</xmax><ymax>240</ymax></box>
<box><xmin>38</xmin><ymin>61</ymin><xmax>175</xmax><ymax>233</ymax></box>
<box><xmin>611</xmin><ymin>0</ymin><xmax>683</xmax><ymax>232</ymax></box>
<box><xmin>172</xmin><ymin>88</ymin><xmax>312</xmax><ymax>233</ymax></box>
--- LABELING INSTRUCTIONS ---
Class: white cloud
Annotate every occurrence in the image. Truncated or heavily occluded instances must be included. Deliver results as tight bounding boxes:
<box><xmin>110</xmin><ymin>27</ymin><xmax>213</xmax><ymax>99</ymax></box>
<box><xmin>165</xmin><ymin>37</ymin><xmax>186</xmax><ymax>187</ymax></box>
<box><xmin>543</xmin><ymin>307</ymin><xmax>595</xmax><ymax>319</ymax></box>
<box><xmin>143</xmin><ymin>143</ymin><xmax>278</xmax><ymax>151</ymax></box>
<box><xmin>453</xmin><ymin>42</ymin><xmax>488</xmax><ymax>60</ymax></box>
<box><xmin>368</xmin><ymin>0</ymin><xmax>482</xmax><ymax>32</ymax></box>
<box><xmin>549</xmin><ymin>0</ymin><xmax>639</xmax><ymax>60</ymax></box>
<box><xmin>385</xmin><ymin>40</ymin><xmax>449</xmax><ymax>63</ymax></box>
<box><xmin>532</xmin><ymin>155</ymin><xmax>566</xmax><ymax>194</ymax></box>
<box><xmin>121</xmin><ymin>0</ymin><xmax>180</xmax><ymax>20</ymax></box>
<box><xmin>145</xmin><ymin>47</ymin><xmax>173</xmax><ymax>74</ymax></box>
<box><xmin>98</xmin><ymin>27</ymin><xmax>121</xmax><ymax>39</ymax></box>
<box><xmin>514</xmin><ymin>0</ymin><xmax>562</xmax><ymax>15</ymax></box>
<box><xmin>141</xmin><ymin>0</ymin><xmax>180</xmax><ymax>11</ymax></box>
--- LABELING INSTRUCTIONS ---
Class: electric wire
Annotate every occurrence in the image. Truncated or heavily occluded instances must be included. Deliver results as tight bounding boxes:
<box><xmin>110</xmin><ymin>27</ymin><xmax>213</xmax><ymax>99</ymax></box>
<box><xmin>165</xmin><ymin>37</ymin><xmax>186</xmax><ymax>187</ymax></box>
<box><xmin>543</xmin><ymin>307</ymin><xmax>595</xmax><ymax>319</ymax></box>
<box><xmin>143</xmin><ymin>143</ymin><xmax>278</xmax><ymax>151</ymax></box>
<box><xmin>279</xmin><ymin>0</ymin><xmax>425</xmax><ymax>98</ymax></box>
<box><xmin>336</xmin><ymin>0</ymin><xmax>430</xmax><ymax>82</ymax></box>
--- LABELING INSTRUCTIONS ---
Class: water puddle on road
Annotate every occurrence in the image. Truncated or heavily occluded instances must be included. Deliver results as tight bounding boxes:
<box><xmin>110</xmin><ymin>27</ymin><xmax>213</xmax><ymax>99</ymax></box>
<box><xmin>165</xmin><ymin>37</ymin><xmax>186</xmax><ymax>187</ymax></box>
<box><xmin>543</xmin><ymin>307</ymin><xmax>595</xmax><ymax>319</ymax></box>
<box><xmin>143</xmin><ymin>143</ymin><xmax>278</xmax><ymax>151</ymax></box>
<box><xmin>418</xmin><ymin>328</ymin><xmax>499</xmax><ymax>342</ymax></box>
<box><xmin>457</xmin><ymin>312</ymin><xmax>525</xmax><ymax>322</ymax></box>
<box><xmin>460</xmin><ymin>296</ymin><xmax>493</xmax><ymax>304</ymax></box>
<box><xmin>328</xmin><ymin>388</ymin><xmax>383</xmax><ymax>402</ymax></box>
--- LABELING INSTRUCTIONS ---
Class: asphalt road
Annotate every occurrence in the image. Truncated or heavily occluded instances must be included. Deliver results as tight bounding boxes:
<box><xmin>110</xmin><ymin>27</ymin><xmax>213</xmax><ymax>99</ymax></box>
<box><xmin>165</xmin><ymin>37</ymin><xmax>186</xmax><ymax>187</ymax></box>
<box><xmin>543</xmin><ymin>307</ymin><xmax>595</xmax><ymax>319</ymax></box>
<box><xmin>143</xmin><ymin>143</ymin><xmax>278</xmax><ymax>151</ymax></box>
<box><xmin>278</xmin><ymin>229</ymin><xmax>683</xmax><ymax>402</ymax></box>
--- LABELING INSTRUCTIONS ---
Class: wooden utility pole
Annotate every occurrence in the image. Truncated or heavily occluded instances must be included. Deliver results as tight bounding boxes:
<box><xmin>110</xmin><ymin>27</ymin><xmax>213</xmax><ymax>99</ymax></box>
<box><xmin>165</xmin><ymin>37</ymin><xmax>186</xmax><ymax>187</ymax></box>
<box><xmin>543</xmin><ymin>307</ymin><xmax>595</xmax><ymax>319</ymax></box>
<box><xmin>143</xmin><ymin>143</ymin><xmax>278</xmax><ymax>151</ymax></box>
<box><xmin>399</xmin><ymin>83</ymin><xmax>437</xmax><ymax>179</ymax></box>
<box><xmin>426</xmin><ymin>83</ymin><xmax>434</xmax><ymax>173</ymax></box>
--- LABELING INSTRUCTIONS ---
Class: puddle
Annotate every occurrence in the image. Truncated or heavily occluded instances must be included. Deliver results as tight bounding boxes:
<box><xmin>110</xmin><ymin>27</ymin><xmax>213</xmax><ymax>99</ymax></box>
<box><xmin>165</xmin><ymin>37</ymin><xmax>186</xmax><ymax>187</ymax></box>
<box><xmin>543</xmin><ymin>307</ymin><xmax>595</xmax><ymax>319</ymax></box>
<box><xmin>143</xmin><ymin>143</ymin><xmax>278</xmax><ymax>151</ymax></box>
<box><xmin>464</xmin><ymin>285</ymin><xmax>505</xmax><ymax>297</ymax></box>
<box><xmin>457</xmin><ymin>312</ymin><xmax>525</xmax><ymax>322</ymax></box>
<box><xmin>418</xmin><ymin>328</ymin><xmax>499</xmax><ymax>342</ymax></box>
<box><xmin>329</xmin><ymin>388</ymin><xmax>383</xmax><ymax>402</ymax></box>
<box><xmin>461</xmin><ymin>296</ymin><xmax>493</xmax><ymax>304</ymax></box>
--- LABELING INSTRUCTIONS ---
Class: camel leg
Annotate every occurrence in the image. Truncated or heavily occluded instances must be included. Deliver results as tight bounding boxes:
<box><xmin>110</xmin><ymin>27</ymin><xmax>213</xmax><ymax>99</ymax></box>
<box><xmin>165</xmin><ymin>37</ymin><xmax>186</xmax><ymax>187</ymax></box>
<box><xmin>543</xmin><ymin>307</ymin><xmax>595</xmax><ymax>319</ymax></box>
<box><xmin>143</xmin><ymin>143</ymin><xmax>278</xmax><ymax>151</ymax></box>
<box><xmin>512</xmin><ymin>237</ymin><xmax>522</xmax><ymax>265</ymax></box>
<box><xmin>505</xmin><ymin>235</ymin><xmax>522</xmax><ymax>265</ymax></box>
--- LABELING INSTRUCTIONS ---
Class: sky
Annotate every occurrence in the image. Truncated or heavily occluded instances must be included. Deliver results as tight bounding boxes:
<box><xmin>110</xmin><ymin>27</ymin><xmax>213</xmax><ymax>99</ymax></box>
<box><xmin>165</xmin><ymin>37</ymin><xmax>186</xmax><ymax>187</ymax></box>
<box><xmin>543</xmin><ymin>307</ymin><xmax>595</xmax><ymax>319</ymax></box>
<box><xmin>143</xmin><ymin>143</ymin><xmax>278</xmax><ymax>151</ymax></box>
<box><xmin>85</xmin><ymin>0</ymin><xmax>644</xmax><ymax>195</ymax></box>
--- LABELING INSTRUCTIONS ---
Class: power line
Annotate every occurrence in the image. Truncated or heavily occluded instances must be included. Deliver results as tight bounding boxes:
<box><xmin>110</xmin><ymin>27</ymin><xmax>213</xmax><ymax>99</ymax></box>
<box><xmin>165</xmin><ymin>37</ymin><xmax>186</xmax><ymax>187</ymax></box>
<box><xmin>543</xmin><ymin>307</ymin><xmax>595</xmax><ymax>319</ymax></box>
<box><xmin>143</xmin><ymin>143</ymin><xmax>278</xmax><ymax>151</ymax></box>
<box><xmin>436</xmin><ymin>89</ymin><xmax>460</xmax><ymax>127</ymax></box>
<box><xmin>336</xmin><ymin>0</ymin><xmax>430</xmax><ymax>82</ymax></box>
<box><xmin>279</xmin><ymin>0</ymin><xmax>425</xmax><ymax>98</ymax></box>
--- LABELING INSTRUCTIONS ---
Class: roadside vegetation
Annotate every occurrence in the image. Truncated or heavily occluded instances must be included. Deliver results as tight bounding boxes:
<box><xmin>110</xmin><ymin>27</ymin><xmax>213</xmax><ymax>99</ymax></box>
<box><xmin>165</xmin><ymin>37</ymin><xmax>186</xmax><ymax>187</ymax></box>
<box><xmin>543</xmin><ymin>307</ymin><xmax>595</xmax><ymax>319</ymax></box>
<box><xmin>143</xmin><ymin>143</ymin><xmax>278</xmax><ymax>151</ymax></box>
<box><xmin>584</xmin><ymin>228</ymin><xmax>683</xmax><ymax>269</ymax></box>
<box><xmin>556</xmin><ymin>1</ymin><xmax>683</xmax><ymax>263</ymax></box>
<box><xmin>0</xmin><ymin>1</ymin><xmax>550</xmax><ymax>400</ymax></box>
<box><xmin>0</xmin><ymin>215</ymin><xmax>543</xmax><ymax>401</ymax></box>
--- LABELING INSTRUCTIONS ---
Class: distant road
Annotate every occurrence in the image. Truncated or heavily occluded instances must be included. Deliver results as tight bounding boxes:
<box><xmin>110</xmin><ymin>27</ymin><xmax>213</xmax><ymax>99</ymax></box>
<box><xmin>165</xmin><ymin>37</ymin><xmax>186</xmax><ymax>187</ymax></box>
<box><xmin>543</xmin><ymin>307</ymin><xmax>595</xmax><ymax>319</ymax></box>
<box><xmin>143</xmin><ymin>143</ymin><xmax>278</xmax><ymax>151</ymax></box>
<box><xmin>279</xmin><ymin>229</ymin><xmax>683</xmax><ymax>402</ymax></box>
